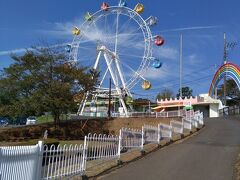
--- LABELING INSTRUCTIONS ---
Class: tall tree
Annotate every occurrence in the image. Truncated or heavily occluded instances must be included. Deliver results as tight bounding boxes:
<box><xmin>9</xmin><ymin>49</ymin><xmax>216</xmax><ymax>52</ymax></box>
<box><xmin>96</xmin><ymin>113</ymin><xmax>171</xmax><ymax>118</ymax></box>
<box><xmin>217</xmin><ymin>79</ymin><xmax>240</xmax><ymax>106</ymax></box>
<box><xmin>156</xmin><ymin>88</ymin><xmax>174</xmax><ymax>100</ymax></box>
<box><xmin>176</xmin><ymin>86</ymin><xmax>193</xmax><ymax>98</ymax></box>
<box><xmin>0</xmin><ymin>47</ymin><xmax>99</xmax><ymax>125</ymax></box>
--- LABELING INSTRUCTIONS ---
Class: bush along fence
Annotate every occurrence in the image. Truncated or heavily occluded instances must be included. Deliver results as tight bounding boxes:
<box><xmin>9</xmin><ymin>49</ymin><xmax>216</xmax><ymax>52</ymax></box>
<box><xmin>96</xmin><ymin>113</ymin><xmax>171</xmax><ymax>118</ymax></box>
<box><xmin>0</xmin><ymin>110</ymin><xmax>204</xmax><ymax>180</ymax></box>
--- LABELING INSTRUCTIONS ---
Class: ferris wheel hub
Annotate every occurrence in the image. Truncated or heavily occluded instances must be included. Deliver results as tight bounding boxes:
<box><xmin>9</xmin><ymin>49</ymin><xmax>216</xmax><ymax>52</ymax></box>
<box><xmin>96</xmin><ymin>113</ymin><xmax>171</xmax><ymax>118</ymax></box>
<box><xmin>97</xmin><ymin>45</ymin><xmax>118</xmax><ymax>60</ymax></box>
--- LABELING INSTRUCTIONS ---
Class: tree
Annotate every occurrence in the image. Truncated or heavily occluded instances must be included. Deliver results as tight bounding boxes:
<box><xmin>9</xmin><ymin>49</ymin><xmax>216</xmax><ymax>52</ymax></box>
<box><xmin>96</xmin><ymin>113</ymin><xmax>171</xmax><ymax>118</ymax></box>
<box><xmin>131</xmin><ymin>98</ymin><xmax>156</xmax><ymax>112</ymax></box>
<box><xmin>156</xmin><ymin>88</ymin><xmax>174</xmax><ymax>100</ymax></box>
<box><xmin>176</xmin><ymin>86</ymin><xmax>193</xmax><ymax>98</ymax></box>
<box><xmin>0</xmin><ymin>47</ymin><xmax>99</xmax><ymax>125</ymax></box>
<box><xmin>217</xmin><ymin>79</ymin><xmax>240</xmax><ymax>106</ymax></box>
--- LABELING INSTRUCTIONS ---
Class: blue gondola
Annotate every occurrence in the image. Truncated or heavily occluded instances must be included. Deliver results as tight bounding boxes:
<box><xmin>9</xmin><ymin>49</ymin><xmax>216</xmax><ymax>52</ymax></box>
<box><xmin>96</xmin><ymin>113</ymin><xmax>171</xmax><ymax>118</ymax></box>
<box><xmin>119</xmin><ymin>0</ymin><xmax>127</xmax><ymax>7</ymax></box>
<box><xmin>151</xmin><ymin>58</ymin><xmax>162</xmax><ymax>68</ymax></box>
<box><xmin>65</xmin><ymin>44</ymin><xmax>72</xmax><ymax>53</ymax></box>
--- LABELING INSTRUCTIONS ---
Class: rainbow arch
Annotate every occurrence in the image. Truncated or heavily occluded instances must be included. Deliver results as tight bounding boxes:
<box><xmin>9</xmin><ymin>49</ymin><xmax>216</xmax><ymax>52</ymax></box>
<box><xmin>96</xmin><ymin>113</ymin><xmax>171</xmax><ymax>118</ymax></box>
<box><xmin>209</xmin><ymin>62</ymin><xmax>240</xmax><ymax>97</ymax></box>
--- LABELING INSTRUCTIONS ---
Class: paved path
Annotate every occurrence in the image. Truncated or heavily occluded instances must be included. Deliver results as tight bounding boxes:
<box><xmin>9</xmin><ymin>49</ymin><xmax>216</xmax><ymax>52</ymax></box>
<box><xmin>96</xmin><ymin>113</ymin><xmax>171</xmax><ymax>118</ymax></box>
<box><xmin>100</xmin><ymin>116</ymin><xmax>240</xmax><ymax>180</ymax></box>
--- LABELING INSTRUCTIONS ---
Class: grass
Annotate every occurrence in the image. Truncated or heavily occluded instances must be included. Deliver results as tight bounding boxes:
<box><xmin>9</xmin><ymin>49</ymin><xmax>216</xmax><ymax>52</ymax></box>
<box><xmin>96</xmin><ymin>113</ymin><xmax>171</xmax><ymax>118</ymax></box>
<box><xmin>37</xmin><ymin>115</ymin><xmax>54</xmax><ymax>124</ymax></box>
<box><xmin>36</xmin><ymin>114</ymin><xmax>71</xmax><ymax>124</ymax></box>
<box><xmin>59</xmin><ymin>140</ymin><xmax>84</xmax><ymax>146</ymax></box>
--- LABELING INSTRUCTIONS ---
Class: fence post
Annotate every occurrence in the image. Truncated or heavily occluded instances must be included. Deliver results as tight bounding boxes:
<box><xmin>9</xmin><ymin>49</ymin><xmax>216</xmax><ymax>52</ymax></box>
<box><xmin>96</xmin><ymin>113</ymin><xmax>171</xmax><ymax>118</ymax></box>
<box><xmin>35</xmin><ymin>141</ymin><xmax>43</xmax><ymax>180</ymax></box>
<box><xmin>181</xmin><ymin>119</ymin><xmax>184</xmax><ymax>134</ymax></box>
<box><xmin>117</xmin><ymin>129</ymin><xmax>123</xmax><ymax>165</ymax></box>
<box><xmin>157</xmin><ymin>124</ymin><xmax>160</xmax><ymax>145</ymax></box>
<box><xmin>169</xmin><ymin>122</ymin><xmax>172</xmax><ymax>138</ymax></box>
<box><xmin>141</xmin><ymin>126</ymin><xmax>145</xmax><ymax>155</ymax></box>
<box><xmin>0</xmin><ymin>147</ymin><xmax>2</xmax><ymax>179</ymax></box>
<box><xmin>81</xmin><ymin>136</ymin><xmax>88</xmax><ymax>179</ymax></box>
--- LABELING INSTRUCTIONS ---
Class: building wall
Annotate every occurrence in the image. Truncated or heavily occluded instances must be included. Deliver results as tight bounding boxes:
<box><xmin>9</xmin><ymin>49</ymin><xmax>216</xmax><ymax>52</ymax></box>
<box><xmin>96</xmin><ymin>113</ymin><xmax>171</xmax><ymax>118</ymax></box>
<box><xmin>194</xmin><ymin>105</ymin><xmax>209</xmax><ymax>118</ymax></box>
<box><xmin>209</xmin><ymin>104</ymin><xmax>219</xmax><ymax>117</ymax></box>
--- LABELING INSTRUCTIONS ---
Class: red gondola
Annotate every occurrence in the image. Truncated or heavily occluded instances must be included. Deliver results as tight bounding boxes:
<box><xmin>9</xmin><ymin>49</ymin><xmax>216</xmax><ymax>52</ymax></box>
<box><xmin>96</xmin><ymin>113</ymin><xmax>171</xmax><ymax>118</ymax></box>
<box><xmin>101</xmin><ymin>2</ymin><xmax>109</xmax><ymax>11</ymax></box>
<box><xmin>155</xmin><ymin>36</ymin><xmax>164</xmax><ymax>46</ymax></box>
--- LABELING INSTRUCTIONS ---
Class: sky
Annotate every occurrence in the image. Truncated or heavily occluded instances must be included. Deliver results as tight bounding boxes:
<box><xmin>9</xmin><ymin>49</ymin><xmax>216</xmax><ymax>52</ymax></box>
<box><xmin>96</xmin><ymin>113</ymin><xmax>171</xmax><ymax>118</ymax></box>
<box><xmin>0</xmin><ymin>0</ymin><xmax>240</xmax><ymax>100</ymax></box>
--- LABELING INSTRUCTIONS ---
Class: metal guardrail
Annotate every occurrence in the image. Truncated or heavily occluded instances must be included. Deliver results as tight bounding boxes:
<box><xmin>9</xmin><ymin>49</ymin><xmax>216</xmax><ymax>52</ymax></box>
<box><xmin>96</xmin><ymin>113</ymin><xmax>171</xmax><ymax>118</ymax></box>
<box><xmin>218</xmin><ymin>105</ymin><xmax>240</xmax><ymax>117</ymax></box>
<box><xmin>112</xmin><ymin>110</ymin><xmax>185</xmax><ymax>118</ymax></box>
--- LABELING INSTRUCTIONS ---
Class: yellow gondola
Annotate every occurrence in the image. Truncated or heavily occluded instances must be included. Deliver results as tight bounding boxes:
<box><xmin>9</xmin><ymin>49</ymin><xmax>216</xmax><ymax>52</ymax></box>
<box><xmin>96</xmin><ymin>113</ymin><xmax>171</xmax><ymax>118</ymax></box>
<box><xmin>134</xmin><ymin>3</ymin><xmax>144</xmax><ymax>14</ymax></box>
<box><xmin>72</xmin><ymin>27</ymin><xmax>80</xmax><ymax>36</ymax></box>
<box><xmin>85</xmin><ymin>12</ymin><xmax>93</xmax><ymax>21</ymax></box>
<box><xmin>142</xmin><ymin>80</ymin><xmax>151</xmax><ymax>90</ymax></box>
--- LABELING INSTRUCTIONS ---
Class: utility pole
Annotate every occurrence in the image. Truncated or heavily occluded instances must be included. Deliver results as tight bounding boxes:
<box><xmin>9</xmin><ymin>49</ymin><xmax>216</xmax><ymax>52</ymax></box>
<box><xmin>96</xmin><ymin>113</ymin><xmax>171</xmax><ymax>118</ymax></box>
<box><xmin>108</xmin><ymin>78</ymin><xmax>112</xmax><ymax>119</ymax></box>
<box><xmin>214</xmin><ymin>64</ymin><xmax>218</xmax><ymax>99</ymax></box>
<box><xmin>149</xmin><ymin>100</ymin><xmax>151</xmax><ymax>115</ymax></box>
<box><xmin>223</xmin><ymin>32</ymin><xmax>227</xmax><ymax>106</ymax></box>
<box><xmin>180</xmin><ymin>34</ymin><xmax>183</xmax><ymax>98</ymax></box>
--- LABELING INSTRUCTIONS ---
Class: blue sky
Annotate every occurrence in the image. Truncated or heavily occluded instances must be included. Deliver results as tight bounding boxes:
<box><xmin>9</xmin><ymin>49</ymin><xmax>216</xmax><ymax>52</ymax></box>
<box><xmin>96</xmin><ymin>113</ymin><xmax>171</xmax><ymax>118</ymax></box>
<box><xmin>0</xmin><ymin>0</ymin><xmax>240</xmax><ymax>100</ymax></box>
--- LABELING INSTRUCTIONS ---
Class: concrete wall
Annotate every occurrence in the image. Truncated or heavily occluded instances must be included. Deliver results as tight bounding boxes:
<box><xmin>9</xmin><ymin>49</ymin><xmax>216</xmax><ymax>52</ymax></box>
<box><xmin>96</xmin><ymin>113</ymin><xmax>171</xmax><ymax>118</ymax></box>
<box><xmin>209</xmin><ymin>104</ymin><xmax>219</xmax><ymax>117</ymax></box>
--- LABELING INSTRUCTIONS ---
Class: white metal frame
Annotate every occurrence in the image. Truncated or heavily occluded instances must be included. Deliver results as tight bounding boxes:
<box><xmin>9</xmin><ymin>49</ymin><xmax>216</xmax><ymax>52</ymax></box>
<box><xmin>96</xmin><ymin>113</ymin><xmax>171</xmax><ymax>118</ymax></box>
<box><xmin>71</xmin><ymin>5</ymin><xmax>153</xmax><ymax>117</ymax></box>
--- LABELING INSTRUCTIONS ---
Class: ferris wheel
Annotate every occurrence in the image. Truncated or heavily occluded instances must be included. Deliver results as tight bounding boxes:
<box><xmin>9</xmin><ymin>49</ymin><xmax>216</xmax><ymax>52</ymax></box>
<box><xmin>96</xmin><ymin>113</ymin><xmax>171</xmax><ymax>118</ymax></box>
<box><xmin>67</xmin><ymin>0</ymin><xmax>164</xmax><ymax>117</ymax></box>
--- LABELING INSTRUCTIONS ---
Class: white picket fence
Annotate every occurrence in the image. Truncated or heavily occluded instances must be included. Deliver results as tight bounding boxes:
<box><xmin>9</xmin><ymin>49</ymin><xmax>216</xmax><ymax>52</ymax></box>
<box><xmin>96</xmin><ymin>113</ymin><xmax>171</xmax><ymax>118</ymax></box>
<box><xmin>0</xmin><ymin>110</ymin><xmax>204</xmax><ymax>179</ymax></box>
<box><xmin>85</xmin><ymin>133</ymin><xmax>120</xmax><ymax>160</ymax></box>
<box><xmin>42</xmin><ymin>144</ymin><xmax>86</xmax><ymax>179</ymax></box>
<box><xmin>159</xmin><ymin>123</ymin><xmax>172</xmax><ymax>139</ymax></box>
<box><xmin>156</xmin><ymin>110</ymin><xmax>184</xmax><ymax>118</ymax></box>
<box><xmin>183</xmin><ymin>110</ymin><xmax>204</xmax><ymax>130</ymax></box>
<box><xmin>170</xmin><ymin>120</ymin><xmax>183</xmax><ymax>134</ymax></box>
<box><xmin>143</xmin><ymin>124</ymin><xmax>160</xmax><ymax>144</ymax></box>
<box><xmin>0</xmin><ymin>142</ymin><xmax>43</xmax><ymax>180</ymax></box>
<box><xmin>183</xmin><ymin>117</ymin><xmax>192</xmax><ymax>130</ymax></box>
<box><xmin>120</xmin><ymin>128</ymin><xmax>143</xmax><ymax>150</ymax></box>
<box><xmin>194</xmin><ymin>111</ymin><xmax>204</xmax><ymax>125</ymax></box>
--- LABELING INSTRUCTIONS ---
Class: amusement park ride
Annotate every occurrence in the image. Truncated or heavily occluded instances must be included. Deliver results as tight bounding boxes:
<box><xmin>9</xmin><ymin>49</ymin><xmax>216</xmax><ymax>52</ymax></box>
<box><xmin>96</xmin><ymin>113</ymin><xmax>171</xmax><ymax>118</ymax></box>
<box><xmin>66</xmin><ymin>0</ymin><xmax>165</xmax><ymax>117</ymax></box>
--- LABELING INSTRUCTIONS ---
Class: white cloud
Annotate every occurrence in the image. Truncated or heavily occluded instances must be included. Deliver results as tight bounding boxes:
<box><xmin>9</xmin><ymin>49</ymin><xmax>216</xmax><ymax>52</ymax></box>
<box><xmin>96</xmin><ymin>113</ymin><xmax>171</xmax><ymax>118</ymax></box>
<box><xmin>0</xmin><ymin>48</ymin><xmax>31</xmax><ymax>56</ymax></box>
<box><xmin>159</xmin><ymin>25</ymin><xmax>220</xmax><ymax>33</ymax></box>
<box><xmin>155</xmin><ymin>46</ymin><xmax>179</xmax><ymax>60</ymax></box>
<box><xmin>143</xmin><ymin>65</ymin><xmax>174</xmax><ymax>80</ymax></box>
<box><xmin>0</xmin><ymin>43</ymin><xmax>68</xmax><ymax>56</ymax></box>
<box><xmin>188</xmin><ymin>54</ymin><xmax>199</xmax><ymax>65</ymax></box>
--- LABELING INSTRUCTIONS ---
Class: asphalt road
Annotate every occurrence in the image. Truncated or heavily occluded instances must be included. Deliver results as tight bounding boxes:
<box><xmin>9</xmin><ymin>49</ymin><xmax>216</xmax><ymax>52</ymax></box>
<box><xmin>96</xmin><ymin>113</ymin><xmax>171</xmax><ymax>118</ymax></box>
<box><xmin>100</xmin><ymin>116</ymin><xmax>240</xmax><ymax>180</ymax></box>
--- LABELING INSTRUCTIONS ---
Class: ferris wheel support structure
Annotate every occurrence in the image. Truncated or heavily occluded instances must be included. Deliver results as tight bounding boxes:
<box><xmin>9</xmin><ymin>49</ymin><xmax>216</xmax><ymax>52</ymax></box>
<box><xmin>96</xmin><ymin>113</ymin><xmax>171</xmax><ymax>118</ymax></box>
<box><xmin>78</xmin><ymin>46</ymin><xmax>129</xmax><ymax>116</ymax></box>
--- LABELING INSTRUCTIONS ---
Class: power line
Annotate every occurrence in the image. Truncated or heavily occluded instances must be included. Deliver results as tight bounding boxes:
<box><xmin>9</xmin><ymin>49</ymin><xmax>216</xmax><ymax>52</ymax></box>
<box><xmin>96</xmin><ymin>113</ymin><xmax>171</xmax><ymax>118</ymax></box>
<box><xmin>132</xmin><ymin>74</ymin><xmax>214</xmax><ymax>97</ymax></box>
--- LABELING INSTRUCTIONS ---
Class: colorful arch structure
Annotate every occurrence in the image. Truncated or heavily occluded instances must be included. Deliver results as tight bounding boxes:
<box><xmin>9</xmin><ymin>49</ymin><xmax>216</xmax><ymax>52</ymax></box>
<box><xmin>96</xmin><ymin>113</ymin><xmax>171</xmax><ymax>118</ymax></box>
<box><xmin>209</xmin><ymin>62</ymin><xmax>240</xmax><ymax>97</ymax></box>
